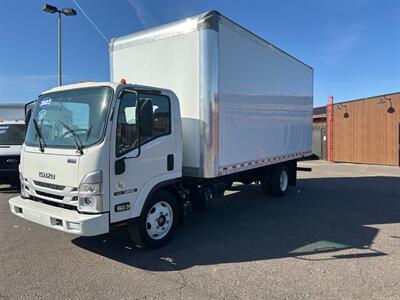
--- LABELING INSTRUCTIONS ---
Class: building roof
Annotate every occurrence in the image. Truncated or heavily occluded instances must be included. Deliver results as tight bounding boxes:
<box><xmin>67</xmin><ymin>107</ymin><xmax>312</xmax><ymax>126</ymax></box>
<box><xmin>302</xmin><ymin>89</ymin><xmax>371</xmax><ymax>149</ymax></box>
<box><xmin>313</xmin><ymin>106</ymin><xmax>326</xmax><ymax>115</ymax></box>
<box><xmin>313</xmin><ymin>91</ymin><xmax>400</xmax><ymax>117</ymax></box>
<box><xmin>335</xmin><ymin>91</ymin><xmax>399</xmax><ymax>105</ymax></box>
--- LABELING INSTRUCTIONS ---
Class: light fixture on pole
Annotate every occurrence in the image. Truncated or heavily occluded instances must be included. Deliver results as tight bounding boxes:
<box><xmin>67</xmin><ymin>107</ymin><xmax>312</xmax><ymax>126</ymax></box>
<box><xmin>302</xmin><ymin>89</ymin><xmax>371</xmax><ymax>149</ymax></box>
<box><xmin>336</xmin><ymin>103</ymin><xmax>349</xmax><ymax>118</ymax></box>
<box><xmin>377</xmin><ymin>96</ymin><xmax>396</xmax><ymax>113</ymax></box>
<box><xmin>43</xmin><ymin>4</ymin><xmax>77</xmax><ymax>86</ymax></box>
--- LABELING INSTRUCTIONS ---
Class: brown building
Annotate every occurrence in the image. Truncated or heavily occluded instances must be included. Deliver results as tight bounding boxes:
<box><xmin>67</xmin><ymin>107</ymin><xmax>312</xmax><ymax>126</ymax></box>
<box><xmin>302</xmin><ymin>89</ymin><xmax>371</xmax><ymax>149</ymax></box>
<box><xmin>313</xmin><ymin>92</ymin><xmax>400</xmax><ymax>166</ymax></box>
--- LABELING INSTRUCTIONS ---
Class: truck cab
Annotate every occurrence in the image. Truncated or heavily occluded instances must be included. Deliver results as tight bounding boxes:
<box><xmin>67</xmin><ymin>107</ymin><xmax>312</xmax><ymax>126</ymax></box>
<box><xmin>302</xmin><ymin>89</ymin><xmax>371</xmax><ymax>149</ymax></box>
<box><xmin>10</xmin><ymin>81</ymin><xmax>183</xmax><ymax>247</ymax></box>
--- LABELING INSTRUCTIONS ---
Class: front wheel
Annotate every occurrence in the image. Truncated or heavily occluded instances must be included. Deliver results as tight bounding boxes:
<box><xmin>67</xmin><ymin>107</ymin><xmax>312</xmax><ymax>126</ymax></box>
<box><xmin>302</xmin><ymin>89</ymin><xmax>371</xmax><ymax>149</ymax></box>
<box><xmin>128</xmin><ymin>190</ymin><xmax>178</xmax><ymax>249</ymax></box>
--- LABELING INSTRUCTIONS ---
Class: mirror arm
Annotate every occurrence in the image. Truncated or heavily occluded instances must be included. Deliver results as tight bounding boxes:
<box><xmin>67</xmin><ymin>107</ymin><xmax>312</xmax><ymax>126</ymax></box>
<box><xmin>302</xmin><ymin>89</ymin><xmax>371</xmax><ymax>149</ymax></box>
<box><xmin>125</xmin><ymin>93</ymin><xmax>141</xmax><ymax>160</ymax></box>
<box><xmin>24</xmin><ymin>100</ymin><xmax>36</xmax><ymax>115</ymax></box>
<box><xmin>134</xmin><ymin>94</ymin><xmax>141</xmax><ymax>158</ymax></box>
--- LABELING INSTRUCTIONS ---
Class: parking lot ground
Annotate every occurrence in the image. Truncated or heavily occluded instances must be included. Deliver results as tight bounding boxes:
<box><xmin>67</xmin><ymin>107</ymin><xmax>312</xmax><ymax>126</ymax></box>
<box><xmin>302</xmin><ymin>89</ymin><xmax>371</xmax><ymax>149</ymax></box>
<box><xmin>1</xmin><ymin>160</ymin><xmax>400</xmax><ymax>299</ymax></box>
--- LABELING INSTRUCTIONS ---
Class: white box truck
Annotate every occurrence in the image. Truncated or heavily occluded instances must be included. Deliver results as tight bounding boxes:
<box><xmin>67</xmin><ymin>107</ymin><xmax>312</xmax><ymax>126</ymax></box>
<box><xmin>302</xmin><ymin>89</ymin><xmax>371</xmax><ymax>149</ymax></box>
<box><xmin>0</xmin><ymin>104</ymin><xmax>26</xmax><ymax>185</ymax></box>
<box><xmin>9</xmin><ymin>11</ymin><xmax>313</xmax><ymax>248</ymax></box>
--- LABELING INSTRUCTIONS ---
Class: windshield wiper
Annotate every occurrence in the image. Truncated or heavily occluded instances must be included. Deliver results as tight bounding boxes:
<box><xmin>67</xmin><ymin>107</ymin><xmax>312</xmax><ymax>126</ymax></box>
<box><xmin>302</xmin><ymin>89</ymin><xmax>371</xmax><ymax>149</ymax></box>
<box><xmin>32</xmin><ymin>118</ymin><xmax>45</xmax><ymax>152</ymax></box>
<box><xmin>86</xmin><ymin>125</ymin><xmax>93</xmax><ymax>141</ymax></box>
<box><xmin>59</xmin><ymin>121</ymin><xmax>84</xmax><ymax>155</ymax></box>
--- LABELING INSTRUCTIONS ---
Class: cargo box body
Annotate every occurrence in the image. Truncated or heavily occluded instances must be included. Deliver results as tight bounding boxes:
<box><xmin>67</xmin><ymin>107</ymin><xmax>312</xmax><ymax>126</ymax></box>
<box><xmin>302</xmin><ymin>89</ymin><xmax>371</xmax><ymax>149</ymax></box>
<box><xmin>110</xmin><ymin>11</ymin><xmax>313</xmax><ymax>178</ymax></box>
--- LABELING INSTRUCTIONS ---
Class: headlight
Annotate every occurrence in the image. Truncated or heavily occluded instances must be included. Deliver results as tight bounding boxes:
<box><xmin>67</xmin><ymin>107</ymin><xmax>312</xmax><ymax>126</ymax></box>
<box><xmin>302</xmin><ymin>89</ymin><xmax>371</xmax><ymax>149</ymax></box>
<box><xmin>78</xmin><ymin>171</ymin><xmax>103</xmax><ymax>213</ymax></box>
<box><xmin>79</xmin><ymin>183</ymin><xmax>101</xmax><ymax>194</ymax></box>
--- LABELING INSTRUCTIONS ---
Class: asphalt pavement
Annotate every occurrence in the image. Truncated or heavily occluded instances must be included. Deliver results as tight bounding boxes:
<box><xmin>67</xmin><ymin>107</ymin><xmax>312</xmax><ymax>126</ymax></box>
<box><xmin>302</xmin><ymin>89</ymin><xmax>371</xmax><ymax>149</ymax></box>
<box><xmin>1</xmin><ymin>160</ymin><xmax>399</xmax><ymax>299</ymax></box>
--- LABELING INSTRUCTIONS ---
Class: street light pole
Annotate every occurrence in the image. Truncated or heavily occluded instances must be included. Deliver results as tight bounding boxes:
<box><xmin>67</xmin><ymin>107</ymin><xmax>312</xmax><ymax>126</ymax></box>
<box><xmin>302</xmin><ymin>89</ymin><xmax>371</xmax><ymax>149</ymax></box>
<box><xmin>43</xmin><ymin>4</ymin><xmax>77</xmax><ymax>86</ymax></box>
<box><xmin>58</xmin><ymin>11</ymin><xmax>62</xmax><ymax>86</ymax></box>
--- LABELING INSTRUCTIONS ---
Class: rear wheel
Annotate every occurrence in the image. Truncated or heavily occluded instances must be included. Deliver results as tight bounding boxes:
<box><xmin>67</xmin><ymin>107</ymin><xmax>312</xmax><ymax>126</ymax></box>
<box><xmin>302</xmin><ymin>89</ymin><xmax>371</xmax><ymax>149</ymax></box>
<box><xmin>128</xmin><ymin>190</ymin><xmax>178</xmax><ymax>249</ymax></box>
<box><xmin>269</xmin><ymin>165</ymin><xmax>289</xmax><ymax>197</ymax></box>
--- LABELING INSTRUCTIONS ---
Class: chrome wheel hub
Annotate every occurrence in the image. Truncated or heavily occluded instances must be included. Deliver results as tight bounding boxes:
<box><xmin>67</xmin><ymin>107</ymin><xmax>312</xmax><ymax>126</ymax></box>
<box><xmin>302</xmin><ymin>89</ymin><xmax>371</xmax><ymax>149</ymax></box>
<box><xmin>280</xmin><ymin>170</ymin><xmax>288</xmax><ymax>191</ymax></box>
<box><xmin>146</xmin><ymin>201</ymin><xmax>173</xmax><ymax>240</ymax></box>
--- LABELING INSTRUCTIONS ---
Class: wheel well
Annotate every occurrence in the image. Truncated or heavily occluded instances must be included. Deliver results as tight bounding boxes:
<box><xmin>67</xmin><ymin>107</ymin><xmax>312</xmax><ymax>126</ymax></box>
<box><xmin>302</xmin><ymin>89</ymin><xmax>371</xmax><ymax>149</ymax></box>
<box><xmin>147</xmin><ymin>180</ymin><xmax>184</xmax><ymax>210</ymax></box>
<box><xmin>158</xmin><ymin>185</ymin><xmax>181</xmax><ymax>203</ymax></box>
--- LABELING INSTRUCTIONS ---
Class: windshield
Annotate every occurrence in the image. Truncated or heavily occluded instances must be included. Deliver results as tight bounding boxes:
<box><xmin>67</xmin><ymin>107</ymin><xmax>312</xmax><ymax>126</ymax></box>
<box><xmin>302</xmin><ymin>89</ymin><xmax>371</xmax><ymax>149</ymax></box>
<box><xmin>25</xmin><ymin>86</ymin><xmax>113</xmax><ymax>149</ymax></box>
<box><xmin>0</xmin><ymin>124</ymin><xmax>25</xmax><ymax>145</ymax></box>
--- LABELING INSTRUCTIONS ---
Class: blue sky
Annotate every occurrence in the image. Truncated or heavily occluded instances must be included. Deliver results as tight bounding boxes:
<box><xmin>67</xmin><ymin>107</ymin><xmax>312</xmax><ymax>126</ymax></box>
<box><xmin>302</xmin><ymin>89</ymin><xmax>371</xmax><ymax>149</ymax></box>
<box><xmin>0</xmin><ymin>0</ymin><xmax>399</xmax><ymax>106</ymax></box>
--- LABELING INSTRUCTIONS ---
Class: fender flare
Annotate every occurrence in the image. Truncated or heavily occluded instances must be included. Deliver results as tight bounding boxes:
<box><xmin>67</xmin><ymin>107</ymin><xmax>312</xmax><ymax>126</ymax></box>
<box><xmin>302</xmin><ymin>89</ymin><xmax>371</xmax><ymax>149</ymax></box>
<box><xmin>130</xmin><ymin>172</ymin><xmax>181</xmax><ymax>219</ymax></box>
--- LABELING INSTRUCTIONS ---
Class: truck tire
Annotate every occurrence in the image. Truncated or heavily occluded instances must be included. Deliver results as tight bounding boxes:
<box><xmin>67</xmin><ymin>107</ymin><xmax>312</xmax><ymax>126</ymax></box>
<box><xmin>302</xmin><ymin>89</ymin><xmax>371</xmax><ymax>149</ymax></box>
<box><xmin>128</xmin><ymin>190</ymin><xmax>178</xmax><ymax>249</ymax></box>
<box><xmin>192</xmin><ymin>187</ymin><xmax>213</xmax><ymax>211</ymax></box>
<box><xmin>269</xmin><ymin>165</ymin><xmax>289</xmax><ymax>197</ymax></box>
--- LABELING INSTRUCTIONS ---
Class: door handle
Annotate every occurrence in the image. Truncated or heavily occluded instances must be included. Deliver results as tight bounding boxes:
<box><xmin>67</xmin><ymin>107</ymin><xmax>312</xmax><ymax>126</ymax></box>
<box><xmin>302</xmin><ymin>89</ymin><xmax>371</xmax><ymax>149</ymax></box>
<box><xmin>167</xmin><ymin>154</ymin><xmax>174</xmax><ymax>171</ymax></box>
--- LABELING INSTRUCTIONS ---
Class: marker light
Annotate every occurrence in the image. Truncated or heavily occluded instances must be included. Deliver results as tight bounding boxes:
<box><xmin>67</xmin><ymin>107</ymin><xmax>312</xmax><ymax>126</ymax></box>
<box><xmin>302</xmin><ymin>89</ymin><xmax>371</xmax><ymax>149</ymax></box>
<box><xmin>115</xmin><ymin>202</ymin><xmax>130</xmax><ymax>212</ymax></box>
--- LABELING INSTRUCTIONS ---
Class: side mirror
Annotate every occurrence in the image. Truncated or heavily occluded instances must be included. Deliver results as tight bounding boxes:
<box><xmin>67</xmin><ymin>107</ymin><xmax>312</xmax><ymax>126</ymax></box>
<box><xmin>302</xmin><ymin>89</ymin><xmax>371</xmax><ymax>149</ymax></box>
<box><xmin>138</xmin><ymin>98</ymin><xmax>153</xmax><ymax>136</ymax></box>
<box><xmin>115</xmin><ymin>158</ymin><xmax>125</xmax><ymax>175</ymax></box>
<box><xmin>24</xmin><ymin>100</ymin><xmax>36</xmax><ymax>124</ymax></box>
<box><xmin>25</xmin><ymin>108</ymin><xmax>32</xmax><ymax>124</ymax></box>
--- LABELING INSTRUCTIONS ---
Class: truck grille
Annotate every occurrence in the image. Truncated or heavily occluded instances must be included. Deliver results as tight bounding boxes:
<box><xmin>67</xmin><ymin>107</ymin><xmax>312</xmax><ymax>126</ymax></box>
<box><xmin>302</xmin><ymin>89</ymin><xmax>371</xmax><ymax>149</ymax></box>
<box><xmin>0</xmin><ymin>155</ymin><xmax>19</xmax><ymax>169</ymax></box>
<box><xmin>30</xmin><ymin>196</ymin><xmax>77</xmax><ymax>211</ymax></box>
<box><xmin>35</xmin><ymin>190</ymin><xmax>64</xmax><ymax>200</ymax></box>
<box><xmin>33</xmin><ymin>180</ymin><xmax>65</xmax><ymax>191</ymax></box>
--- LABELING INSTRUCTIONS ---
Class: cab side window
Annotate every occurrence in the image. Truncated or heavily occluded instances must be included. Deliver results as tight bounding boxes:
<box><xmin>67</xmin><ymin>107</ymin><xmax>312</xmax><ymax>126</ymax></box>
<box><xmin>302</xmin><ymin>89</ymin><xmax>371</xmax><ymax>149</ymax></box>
<box><xmin>116</xmin><ymin>92</ymin><xmax>138</xmax><ymax>156</ymax></box>
<box><xmin>141</xmin><ymin>93</ymin><xmax>171</xmax><ymax>143</ymax></box>
<box><xmin>116</xmin><ymin>92</ymin><xmax>171</xmax><ymax>157</ymax></box>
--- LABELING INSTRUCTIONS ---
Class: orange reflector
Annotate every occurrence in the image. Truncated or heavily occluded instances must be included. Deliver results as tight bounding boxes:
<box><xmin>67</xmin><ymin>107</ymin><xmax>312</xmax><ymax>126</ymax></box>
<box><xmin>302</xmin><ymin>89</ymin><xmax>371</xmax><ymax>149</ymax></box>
<box><xmin>120</xmin><ymin>78</ymin><xmax>126</xmax><ymax>84</ymax></box>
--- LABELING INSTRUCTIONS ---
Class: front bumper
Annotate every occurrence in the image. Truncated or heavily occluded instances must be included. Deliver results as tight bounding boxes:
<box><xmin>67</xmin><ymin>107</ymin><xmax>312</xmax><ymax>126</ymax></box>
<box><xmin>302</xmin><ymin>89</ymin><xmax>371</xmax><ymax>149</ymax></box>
<box><xmin>9</xmin><ymin>196</ymin><xmax>109</xmax><ymax>236</ymax></box>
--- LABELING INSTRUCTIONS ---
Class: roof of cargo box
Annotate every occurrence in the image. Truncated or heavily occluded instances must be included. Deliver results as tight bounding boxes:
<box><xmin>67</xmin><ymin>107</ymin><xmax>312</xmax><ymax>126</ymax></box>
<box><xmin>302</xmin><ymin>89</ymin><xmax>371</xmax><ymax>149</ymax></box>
<box><xmin>110</xmin><ymin>10</ymin><xmax>312</xmax><ymax>71</ymax></box>
<box><xmin>40</xmin><ymin>81</ymin><xmax>174</xmax><ymax>96</ymax></box>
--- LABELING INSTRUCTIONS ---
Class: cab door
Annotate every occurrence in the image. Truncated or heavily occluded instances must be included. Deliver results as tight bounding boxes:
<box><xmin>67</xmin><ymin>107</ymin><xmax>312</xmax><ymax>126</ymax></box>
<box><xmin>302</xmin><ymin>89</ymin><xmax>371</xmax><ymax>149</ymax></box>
<box><xmin>109</xmin><ymin>88</ymin><xmax>176</xmax><ymax>223</ymax></box>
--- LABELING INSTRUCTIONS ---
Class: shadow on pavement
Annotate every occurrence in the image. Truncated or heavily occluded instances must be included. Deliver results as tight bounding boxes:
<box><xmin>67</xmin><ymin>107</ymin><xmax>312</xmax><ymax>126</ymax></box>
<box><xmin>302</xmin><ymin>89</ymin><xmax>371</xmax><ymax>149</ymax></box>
<box><xmin>72</xmin><ymin>176</ymin><xmax>400</xmax><ymax>271</ymax></box>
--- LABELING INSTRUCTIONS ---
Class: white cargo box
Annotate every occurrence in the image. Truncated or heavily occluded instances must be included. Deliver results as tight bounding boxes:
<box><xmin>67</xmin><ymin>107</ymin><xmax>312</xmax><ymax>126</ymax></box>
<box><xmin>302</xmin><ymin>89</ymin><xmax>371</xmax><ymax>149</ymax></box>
<box><xmin>110</xmin><ymin>11</ymin><xmax>313</xmax><ymax>178</ymax></box>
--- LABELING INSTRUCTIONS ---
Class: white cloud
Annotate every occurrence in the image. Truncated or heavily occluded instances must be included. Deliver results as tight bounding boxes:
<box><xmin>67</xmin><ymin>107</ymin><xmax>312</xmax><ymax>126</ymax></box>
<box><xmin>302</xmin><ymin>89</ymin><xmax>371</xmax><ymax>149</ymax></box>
<box><xmin>319</xmin><ymin>23</ymin><xmax>364</xmax><ymax>64</ymax></box>
<box><xmin>128</xmin><ymin>0</ymin><xmax>158</xmax><ymax>29</ymax></box>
